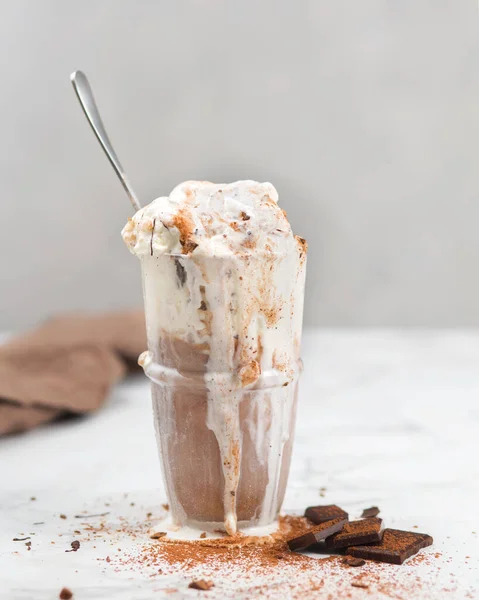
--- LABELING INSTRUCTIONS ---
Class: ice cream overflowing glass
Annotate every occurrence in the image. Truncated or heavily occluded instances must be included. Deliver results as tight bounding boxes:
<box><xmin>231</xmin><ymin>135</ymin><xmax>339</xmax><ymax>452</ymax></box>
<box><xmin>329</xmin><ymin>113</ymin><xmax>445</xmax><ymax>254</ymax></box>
<box><xmin>122</xmin><ymin>180</ymin><xmax>307</xmax><ymax>537</ymax></box>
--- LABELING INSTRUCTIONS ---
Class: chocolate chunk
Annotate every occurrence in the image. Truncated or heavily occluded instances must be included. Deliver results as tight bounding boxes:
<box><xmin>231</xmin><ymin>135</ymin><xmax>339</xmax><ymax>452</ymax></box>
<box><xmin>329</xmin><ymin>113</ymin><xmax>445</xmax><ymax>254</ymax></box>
<box><xmin>13</xmin><ymin>537</ymin><xmax>31</xmax><ymax>541</ymax></box>
<box><xmin>361</xmin><ymin>506</ymin><xmax>380</xmax><ymax>518</ymax></box>
<box><xmin>287</xmin><ymin>517</ymin><xmax>347</xmax><ymax>551</ymax></box>
<box><xmin>325</xmin><ymin>518</ymin><xmax>384</xmax><ymax>549</ymax></box>
<box><xmin>183</xmin><ymin>241</ymin><xmax>198</xmax><ymax>254</ymax></box>
<box><xmin>351</xmin><ymin>582</ymin><xmax>369</xmax><ymax>589</ymax></box>
<box><xmin>347</xmin><ymin>528</ymin><xmax>433</xmax><ymax>565</ymax></box>
<box><xmin>305</xmin><ymin>504</ymin><xmax>348</xmax><ymax>524</ymax></box>
<box><xmin>150</xmin><ymin>218</ymin><xmax>156</xmax><ymax>256</ymax></box>
<box><xmin>174</xmin><ymin>258</ymin><xmax>187</xmax><ymax>287</ymax></box>
<box><xmin>343</xmin><ymin>556</ymin><xmax>365</xmax><ymax>567</ymax></box>
<box><xmin>188</xmin><ymin>580</ymin><xmax>214</xmax><ymax>590</ymax></box>
<box><xmin>150</xmin><ymin>531</ymin><xmax>167</xmax><ymax>539</ymax></box>
<box><xmin>65</xmin><ymin>540</ymin><xmax>80</xmax><ymax>552</ymax></box>
<box><xmin>59</xmin><ymin>588</ymin><xmax>73</xmax><ymax>600</ymax></box>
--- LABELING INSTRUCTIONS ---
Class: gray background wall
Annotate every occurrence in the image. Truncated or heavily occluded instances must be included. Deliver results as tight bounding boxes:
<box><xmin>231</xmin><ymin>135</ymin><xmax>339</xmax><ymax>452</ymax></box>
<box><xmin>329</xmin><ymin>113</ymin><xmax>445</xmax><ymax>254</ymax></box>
<box><xmin>1</xmin><ymin>0</ymin><xmax>478</xmax><ymax>329</ymax></box>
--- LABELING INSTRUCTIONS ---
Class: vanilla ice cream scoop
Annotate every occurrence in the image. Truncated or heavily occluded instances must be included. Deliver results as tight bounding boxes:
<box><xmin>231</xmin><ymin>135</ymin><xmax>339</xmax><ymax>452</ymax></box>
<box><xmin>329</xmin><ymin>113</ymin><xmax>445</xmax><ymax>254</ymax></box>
<box><xmin>121</xmin><ymin>180</ymin><xmax>298</xmax><ymax>258</ymax></box>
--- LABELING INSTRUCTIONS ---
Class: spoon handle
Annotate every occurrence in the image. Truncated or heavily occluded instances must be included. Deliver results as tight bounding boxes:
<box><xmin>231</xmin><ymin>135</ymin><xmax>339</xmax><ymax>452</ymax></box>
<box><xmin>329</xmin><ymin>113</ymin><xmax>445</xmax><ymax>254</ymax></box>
<box><xmin>71</xmin><ymin>70</ymin><xmax>141</xmax><ymax>211</ymax></box>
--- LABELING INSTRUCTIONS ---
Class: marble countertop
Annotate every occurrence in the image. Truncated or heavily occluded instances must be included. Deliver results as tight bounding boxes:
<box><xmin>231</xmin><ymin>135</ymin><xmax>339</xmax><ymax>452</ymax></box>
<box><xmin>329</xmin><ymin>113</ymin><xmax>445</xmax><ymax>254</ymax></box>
<box><xmin>1</xmin><ymin>330</ymin><xmax>478</xmax><ymax>599</ymax></box>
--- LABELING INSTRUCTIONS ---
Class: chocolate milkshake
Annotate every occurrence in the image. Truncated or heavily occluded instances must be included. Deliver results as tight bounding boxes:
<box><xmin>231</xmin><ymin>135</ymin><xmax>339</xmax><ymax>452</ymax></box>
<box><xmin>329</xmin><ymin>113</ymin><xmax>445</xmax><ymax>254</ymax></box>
<box><xmin>122</xmin><ymin>180</ymin><xmax>307</xmax><ymax>535</ymax></box>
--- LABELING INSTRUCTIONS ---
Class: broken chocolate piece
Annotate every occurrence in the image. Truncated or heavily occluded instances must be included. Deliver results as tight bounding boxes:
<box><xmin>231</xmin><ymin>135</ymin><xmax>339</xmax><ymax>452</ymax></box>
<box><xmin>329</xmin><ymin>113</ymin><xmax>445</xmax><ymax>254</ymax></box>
<box><xmin>305</xmin><ymin>504</ymin><xmax>348</xmax><ymax>524</ymax></box>
<box><xmin>150</xmin><ymin>531</ymin><xmax>167</xmax><ymax>539</ymax></box>
<box><xmin>174</xmin><ymin>258</ymin><xmax>187</xmax><ymax>287</ymax></box>
<box><xmin>287</xmin><ymin>517</ymin><xmax>347</xmax><ymax>551</ymax></box>
<box><xmin>351</xmin><ymin>581</ymin><xmax>369</xmax><ymax>589</ymax></box>
<box><xmin>188</xmin><ymin>580</ymin><xmax>214</xmax><ymax>590</ymax></box>
<box><xmin>59</xmin><ymin>588</ymin><xmax>73</xmax><ymax>600</ymax></box>
<box><xmin>150</xmin><ymin>218</ymin><xmax>156</xmax><ymax>256</ymax></box>
<box><xmin>13</xmin><ymin>537</ymin><xmax>31</xmax><ymax>541</ymax></box>
<box><xmin>343</xmin><ymin>556</ymin><xmax>366</xmax><ymax>567</ymax></box>
<box><xmin>325</xmin><ymin>518</ymin><xmax>384</xmax><ymax>549</ymax></box>
<box><xmin>361</xmin><ymin>506</ymin><xmax>380</xmax><ymax>518</ymax></box>
<box><xmin>184</xmin><ymin>241</ymin><xmax>199</xmax><ymax>254</ymax></box>
<box><xmin>65</xmin><ymin>540</ymin><xmax>80</xmax><ymax>552</ymax></box>
<box><xmin>347</xmin><ymin>528</ymin><xmax>433</xmax><ymax>565</ymax></box>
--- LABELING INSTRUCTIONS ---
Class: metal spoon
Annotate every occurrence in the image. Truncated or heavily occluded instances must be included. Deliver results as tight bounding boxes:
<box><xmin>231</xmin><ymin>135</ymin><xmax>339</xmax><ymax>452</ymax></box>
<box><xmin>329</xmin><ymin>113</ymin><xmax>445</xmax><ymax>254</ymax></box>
<box><xmin>70</xmin><ymin>70</ymin><xmax>141</xmax><ymax>211</ymax></box>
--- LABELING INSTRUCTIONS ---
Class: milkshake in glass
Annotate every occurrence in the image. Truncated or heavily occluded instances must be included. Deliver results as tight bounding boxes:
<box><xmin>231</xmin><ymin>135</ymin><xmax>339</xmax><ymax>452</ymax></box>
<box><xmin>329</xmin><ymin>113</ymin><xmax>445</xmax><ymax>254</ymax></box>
<box><xmin>122</xmin><ymin>180</ymin><xmax>307</xmax><ymax>536</ymax></box>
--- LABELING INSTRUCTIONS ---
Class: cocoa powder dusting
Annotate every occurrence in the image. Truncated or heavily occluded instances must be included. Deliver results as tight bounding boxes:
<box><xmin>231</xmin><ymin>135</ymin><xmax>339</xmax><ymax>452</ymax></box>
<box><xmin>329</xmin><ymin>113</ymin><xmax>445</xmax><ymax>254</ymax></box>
<box><xmin>260</xmin><ymin>305</ymin><xmax>281</xmax><ymax>327</ymax></box>
<box><xmin>239</xmin><ymin>360</ymin><xmax>261</xmax><ymax>386</ymax></box>
<box><xmin>172</xmin><ymin>207</ymin><xmax>198</xmax><ymax>254</ymax></box>
<box><xmin>295</xmin><ymin>235</ymin><xmax>308</xmax><ymax>254</ymax></box>
<box><xmin>272</xmin><ymin>350</ymin><xmax>288</xmax><ymax>373</ymax></box>
<box><xmin>79</xmin><ymin>512</ymin><xmax>456</xmax><ymax>599</ymax></box>
<box><xmin>241</xmin><ymin>233</ymin><xmax>257</xmax><ymax>250</ymax></box>
<box><xmin>256</xmin><ymin>261</ymin><xmax>283</xmax><ymax>327</ymax></box>
<box><xmin>257</xmin><ymin>333</ymin><xmax>264</xmax><ymax>365</ymax></box>
<box><xmin>351</xmin><ymin>581</ymin><xmax>369</xmax><ymax>589</ymax></box>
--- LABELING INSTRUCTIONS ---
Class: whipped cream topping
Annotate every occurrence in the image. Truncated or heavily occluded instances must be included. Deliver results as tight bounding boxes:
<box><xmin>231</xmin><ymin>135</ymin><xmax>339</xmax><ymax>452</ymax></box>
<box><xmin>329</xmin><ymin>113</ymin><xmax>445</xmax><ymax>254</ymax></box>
<box><xmin>121</xmin><ymin>180</ymin><xmax>296</xmax><ymax>258</ymax></box>
<box><xmin>123</xmin><ymin>180</ymin><xmax>307</xmax><ymax>536</ymax></box>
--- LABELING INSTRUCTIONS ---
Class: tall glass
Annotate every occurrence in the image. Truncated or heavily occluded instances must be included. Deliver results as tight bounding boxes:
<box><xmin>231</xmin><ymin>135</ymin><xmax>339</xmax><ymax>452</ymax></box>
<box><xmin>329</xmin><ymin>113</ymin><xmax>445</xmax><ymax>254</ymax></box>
<box><xmin>139</xmin><ymin>246</ymin><xmax>306</xmax><ymax>534</ymax></box>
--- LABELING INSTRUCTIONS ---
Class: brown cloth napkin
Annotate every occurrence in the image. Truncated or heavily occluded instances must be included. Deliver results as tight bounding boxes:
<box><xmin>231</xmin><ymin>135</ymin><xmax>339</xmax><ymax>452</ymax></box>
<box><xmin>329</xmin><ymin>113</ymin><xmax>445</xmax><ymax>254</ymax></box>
<box><xmin>0</xmin><ymin>311</ymin><xmax>146</xmax><ymax>436</ymax></box>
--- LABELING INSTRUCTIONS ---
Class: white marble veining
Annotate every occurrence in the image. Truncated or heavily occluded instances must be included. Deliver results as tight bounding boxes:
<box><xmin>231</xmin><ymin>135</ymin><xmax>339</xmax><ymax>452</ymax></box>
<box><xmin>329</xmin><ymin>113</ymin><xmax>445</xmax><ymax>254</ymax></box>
<box><xmin>1</xmin><ymin>330</ymin><xmax>478</xmax><ymax>599</ymax></box>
